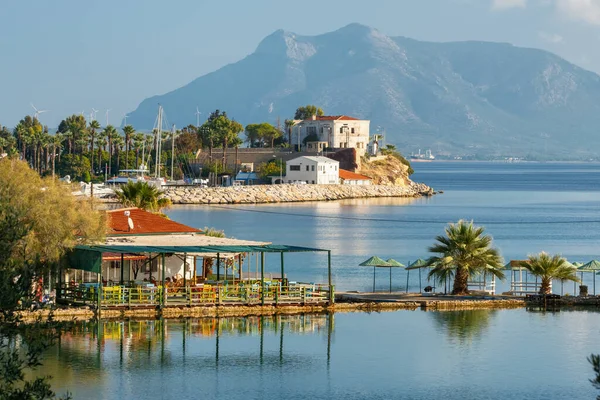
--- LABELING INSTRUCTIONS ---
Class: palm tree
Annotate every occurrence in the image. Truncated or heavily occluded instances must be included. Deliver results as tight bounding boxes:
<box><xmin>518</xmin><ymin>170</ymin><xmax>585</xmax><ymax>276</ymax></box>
<box><xmin>114</xmin><ymin>181</ymin><xmax>172</xmax><ymax>212</ymax></box>
<box><xmin>122</xmin><ymin>125</ymin><xmax>135</xmax><ymax>169</ymax></box>
<box><xmin>519</xmin><ymin>252</ymin><xmax>579</xmax><ymax>294</ymax></box>
<box><xmin>425</xmin><ymin>220</ymin><xmax>504</xmax><ymax>295</ymax></box>
<box><xmin>133</xmin><ymin>133</ymin><xmax>145</xmax><ymax>168</ymax></box>
<box><xmin>88</xmin><ymin>120</ymin><xmax>100</xmax><ymax>175</ymax></box>
<box><xmin>285</xmin><ymin>119</ymin><xmax>295</xmax><ymax>147</ymax></box>
<box><xmin>102</xmin><ymin>125</ymin><xmax>118</xmax><ymax>176</ymax></box>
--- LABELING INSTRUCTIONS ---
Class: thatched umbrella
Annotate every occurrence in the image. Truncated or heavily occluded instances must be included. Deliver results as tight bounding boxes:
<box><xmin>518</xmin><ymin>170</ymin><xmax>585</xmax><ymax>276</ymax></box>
<box><xmin>385</xmin><ymin>259</ymin><xmax>405</xmax><ymax>293</ymax></box>
<box><xmin>405</xmin><ymin>259</ymin><xmax>429</xmax><ymax>293</ymax></box>
<box><xmin>359</xmin><ymin>256</ymin><xmax>391</xmax><ymax>292</ymax></box>
<box><xmin>579</xmin><ymin>260</ymin><xmax>600</xmax><ymax>295</ymax></box>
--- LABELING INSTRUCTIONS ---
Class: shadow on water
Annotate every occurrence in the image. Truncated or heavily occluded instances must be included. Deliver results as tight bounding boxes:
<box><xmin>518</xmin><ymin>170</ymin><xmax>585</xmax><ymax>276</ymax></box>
<box><xmin>429</xmin><ymin>309</ymin><xmax>498</xmax><ymax>343</ymax></box>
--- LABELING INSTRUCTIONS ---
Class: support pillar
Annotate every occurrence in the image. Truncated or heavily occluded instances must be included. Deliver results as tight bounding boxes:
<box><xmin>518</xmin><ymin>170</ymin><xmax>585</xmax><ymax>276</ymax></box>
<box><xmin>161</xmin><ymin>253</ymin><xmax>166</xmax><ymax>308</ymax></box>
<box><xmin>120</xmin><ymin>253</ymin><xmax>124</xmax><ymax>285</ymax></box>
<box><xmin>217</xmin><ymin>253</ymin><xmax>221</xmax><ymax>281</ymax></box>
<box><xmin>260</xmin><ymin>252</ymin><xmax>265</xmax><ymax>306</ymax></box>
<box><xmin>328</xmin><ymin>250</ymin><xmax>334</xmax><ymax>304</ymax></box>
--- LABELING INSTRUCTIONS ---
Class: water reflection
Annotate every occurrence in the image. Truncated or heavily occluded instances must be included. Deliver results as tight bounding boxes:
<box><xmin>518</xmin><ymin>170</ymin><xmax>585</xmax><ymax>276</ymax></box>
<box><xmin>430</xmin><ymin>309</ymin><xmax>497</xmax><ymax>343</ymax></box>
<box><xmin>46</xmin><ymin>314</ymin><xmax>334</xmax><ymax>394</ymax></box>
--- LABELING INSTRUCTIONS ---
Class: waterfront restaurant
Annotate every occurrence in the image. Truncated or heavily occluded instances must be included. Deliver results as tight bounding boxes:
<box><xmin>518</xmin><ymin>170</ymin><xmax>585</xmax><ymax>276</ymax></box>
<box><xmin>59</xmin><ymin>208</ymin><xmax>334</xmax><ymax>308</ymax></box>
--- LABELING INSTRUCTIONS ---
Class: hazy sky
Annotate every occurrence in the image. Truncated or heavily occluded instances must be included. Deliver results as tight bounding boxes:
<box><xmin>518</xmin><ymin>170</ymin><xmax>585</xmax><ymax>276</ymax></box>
<box><xmin>1</xmin><ymin>0</ymin><xmax>599</xmax><ymax>128</ymax></box>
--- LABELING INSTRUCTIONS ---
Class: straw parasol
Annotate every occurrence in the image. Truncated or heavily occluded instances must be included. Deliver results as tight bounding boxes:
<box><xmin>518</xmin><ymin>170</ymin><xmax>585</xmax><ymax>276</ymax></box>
<box><xmin>359</xmin><ymin>256</ymin><xmax>391</xmax><ymax>292</ymax></box>
<box><xmin>579</xmin><ymin>260</ymin><xmax>600</xmax><ymax>295</ymax></box>
<box><xmin>385</xmin><ymin>259</ymin><xmax>405</xmax><ymax>293</ymax></box>
<box><xmin>405</xmin><ymin>258</ymin><xmax>429</xmax><ymax>293</ymax></box>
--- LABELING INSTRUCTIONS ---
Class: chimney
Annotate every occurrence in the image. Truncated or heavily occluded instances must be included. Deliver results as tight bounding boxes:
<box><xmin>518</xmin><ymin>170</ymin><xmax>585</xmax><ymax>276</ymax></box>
<box><xmin>311</xmin><ymin>114</ymin><xmax>317</xmax><ymax>121</ymax></box>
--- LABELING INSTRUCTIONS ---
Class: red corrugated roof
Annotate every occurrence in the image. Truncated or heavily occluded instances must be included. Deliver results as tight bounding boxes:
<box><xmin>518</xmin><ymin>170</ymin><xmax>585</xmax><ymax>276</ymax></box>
<box><xmin>107</xmin><ymin>208</ymin><xmax>201</xmax><ymax>235</ymax></box>
<box><xmin>314</xmin><ymin>115</ymin><xmax>360</xmax><ymax>121</ymax></box>
<box><xmin>339</xmin><ymin>169</ymin><xmax>372</xmax><ymax>181</ymax></box>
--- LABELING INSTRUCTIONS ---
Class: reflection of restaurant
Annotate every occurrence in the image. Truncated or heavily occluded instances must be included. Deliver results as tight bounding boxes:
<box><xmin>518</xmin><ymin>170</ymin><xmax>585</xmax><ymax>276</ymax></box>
<box><xmin>59</xmin><ymin>208</ymin><xmax>333</xmax><ymax>308</ymax></box>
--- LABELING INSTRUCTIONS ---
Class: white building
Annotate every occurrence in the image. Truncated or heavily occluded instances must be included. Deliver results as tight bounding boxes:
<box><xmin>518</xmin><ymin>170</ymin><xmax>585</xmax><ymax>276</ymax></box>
<box><xmin>285</xmin><ymin>156</ymin><xmax>339</xmax><ymax>185</ymax></box>
<box><xmin>291</xmin><ymin>115</ymin><xmax>370</xmax><ymax>155</ymax></box>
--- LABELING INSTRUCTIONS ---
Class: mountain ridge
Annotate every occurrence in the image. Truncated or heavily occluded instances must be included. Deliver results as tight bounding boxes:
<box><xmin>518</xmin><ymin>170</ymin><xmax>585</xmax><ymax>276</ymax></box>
<box><xmin>126</xmin><ymin>23</ymin><xmax>600</xmax><ymax>159</ymax></box>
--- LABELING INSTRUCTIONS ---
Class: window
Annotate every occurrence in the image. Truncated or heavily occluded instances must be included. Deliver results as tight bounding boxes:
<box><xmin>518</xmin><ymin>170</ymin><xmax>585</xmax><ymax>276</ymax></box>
<box><xmin>312</xmin><ymin>180</ymin><xmax>315</xmax><ymax>184</ymax></box>
<box><xmin>311</xmin><ymin>165</ymin><xmax>315</xmax><ymax>171</ymax></box>
<box><xmin>335</xmin><ymin>166</ymin><xmax>338</xmax><ymax>171</ymax></box>
<box><xmin>290</xmin><ymin>165</ymin><xmax>300</xmax><ymax>171</ymax></box>
<box><xmin>339</xmin><ymin>142</ymin><xmax>343</xmax><ymax>148</ymax></box>
<box><xmin>339</xmin><ymin>127</ymin><xmax>344</xmax><ymax>133</ymax></box>
<box><xmin>320</xmin><ymin>126</ymin><xmax>323</xmax><ymax>134</ymax></box>
<box><xmin>307</xmin><ymin>126</ymin><xmax>317</xmax><ymax>135</ymax></box>
<box><xmin>351</xmin><ymin>128</ymin><xmax>355</xmax><ymax>133</ymax></box>
<box><xmin>306</xmin><ymin>165</ymin><xmax>309</xmax><ymax>171</ymax></box>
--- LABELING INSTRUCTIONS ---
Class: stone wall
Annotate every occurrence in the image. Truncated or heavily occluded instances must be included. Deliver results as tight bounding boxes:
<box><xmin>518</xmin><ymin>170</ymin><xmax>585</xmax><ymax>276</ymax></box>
<box><xmin>163</xmin><ymin>182</ymin><xmax>434</xmax><ymax>205</ymax></box>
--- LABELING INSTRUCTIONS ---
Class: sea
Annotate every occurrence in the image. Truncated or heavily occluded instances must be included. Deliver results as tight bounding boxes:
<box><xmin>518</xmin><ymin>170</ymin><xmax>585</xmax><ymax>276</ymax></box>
<box><xmin>45</xmin><ymin>162</ymin><xmax>600</xmax><ymax>399</ymax></box>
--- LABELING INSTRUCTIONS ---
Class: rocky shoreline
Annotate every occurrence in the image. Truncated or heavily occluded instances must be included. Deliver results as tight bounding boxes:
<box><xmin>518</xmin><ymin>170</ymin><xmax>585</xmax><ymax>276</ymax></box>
<box><xmin>163</xmin><ymin>182</ymin><xmax>434</xmax><ymax>205</ymax></box>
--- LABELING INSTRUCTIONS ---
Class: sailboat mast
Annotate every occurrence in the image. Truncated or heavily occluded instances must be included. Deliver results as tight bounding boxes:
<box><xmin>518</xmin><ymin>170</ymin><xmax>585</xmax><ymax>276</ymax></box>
<box><xmin>170</xmin><ymin>124</ymin><xmax>176</xmax><ymax>181</ymax></box>
<box><xmin>155</xmin><ymin>105</ymin><xmax>163</xmax><ymax>177</ymax></box>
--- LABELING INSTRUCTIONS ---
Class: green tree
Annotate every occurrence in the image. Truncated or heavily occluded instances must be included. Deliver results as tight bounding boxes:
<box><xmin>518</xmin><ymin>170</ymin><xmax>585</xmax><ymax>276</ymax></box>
<box><xmin>200</xmin><ymin>110</ymin><xmax>243</xmax><ymax>168</ymax></box>
<box><xmin>115</xmin><ymin>181</ymin><xmax>172</xmax><ymax>212</ymax></box>
<box><xmin>245</xmin><ymin>123</ymin><xmax>283</xmax><ymax>148</ymax></box>
<box><xmin>519</xmin><ymin>252</ymin><xmax>579</xmax><ymax>294</ymax></box>
<box><xmin>284</xmin><ymin>119</ymin><xmax>296</xmax><ymax>146</ymax></box>
<box><xmin>257</xmin><ymin>159</ymin><xmax>285</xmax><ymax>180</ymax></box>
<box><xmin>122</xmin><ymin>125</ymin><xmax>135</xmax><ymax>170</ymax></box>
<box><xmin>425</xmin><ymin>220</ymin><xmax>505</xmax><ymax>295</ymax></box>
<box><xmin>102</xmin><ymin>125</ymin><xmax>118</xmax><ymax>176</ymax></box>
<box><xmin>88</xmin><ymin>120</ymin><xmax>101</xmax><ymax>175</ymax></box>
<box><xmin>294</xmin><ymin>105</ymin><xmax>324</xmax><ymax>120</ymax></box>
<box><xmin>57</xmin><ymin>115</ymin><xmax>86</xmax><ymax>155</ymax></box>
<box><xmin>0</xmin><ymin>124</ymin><xmax>16</xmax><ymax>154</ymax></box>
<box><xmin>0</xmin><ymin>158</ymin><xmax>104</xmax><ymax>399</ymax></box>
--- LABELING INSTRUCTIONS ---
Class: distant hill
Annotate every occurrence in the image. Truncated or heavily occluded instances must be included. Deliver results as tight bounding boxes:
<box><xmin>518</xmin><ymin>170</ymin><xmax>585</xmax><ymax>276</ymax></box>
<box><xmin>126</xmin><ymin>23</ymin><xmax>600</xmax><ymax>159</ymax></box>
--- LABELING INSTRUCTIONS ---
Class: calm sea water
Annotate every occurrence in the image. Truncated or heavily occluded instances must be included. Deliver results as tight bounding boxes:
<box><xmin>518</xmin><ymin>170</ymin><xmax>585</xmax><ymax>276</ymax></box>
<box><xmin>42</xmin><ymin>162</ymin><xmax>600</xmax><ymax>399</ymax></box>
<box><xmin>166</xmin><ymin>161</ymin><xmax>600</xmax><ymax>294</ymax></box>
<box><xmin>49</xmin><ymin>310</ymin><xmax>600</xmax><ymax>400</ymax></box>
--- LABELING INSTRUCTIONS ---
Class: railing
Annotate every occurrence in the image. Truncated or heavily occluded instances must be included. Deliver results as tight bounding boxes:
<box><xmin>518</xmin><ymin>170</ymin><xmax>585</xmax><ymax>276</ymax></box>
<box><xmin>58</xmin><ymin>283</ymin><xmax>334</xmax><ymax>308</ymax></box>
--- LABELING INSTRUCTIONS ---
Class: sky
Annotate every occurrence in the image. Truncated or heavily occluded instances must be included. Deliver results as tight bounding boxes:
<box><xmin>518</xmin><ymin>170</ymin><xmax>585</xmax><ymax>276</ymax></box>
<box><xmin>1</xmin><ymin>0</ymin><xmax>600</xmax><ymax>129</ymax></box>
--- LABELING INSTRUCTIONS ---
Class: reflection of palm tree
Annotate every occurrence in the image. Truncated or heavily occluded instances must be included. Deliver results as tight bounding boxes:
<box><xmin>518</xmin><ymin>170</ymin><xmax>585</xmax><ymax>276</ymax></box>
<box><xmin>430</xmin><ymin>309</ymin><xmax>496</xmax><ymax>343</ymax></box>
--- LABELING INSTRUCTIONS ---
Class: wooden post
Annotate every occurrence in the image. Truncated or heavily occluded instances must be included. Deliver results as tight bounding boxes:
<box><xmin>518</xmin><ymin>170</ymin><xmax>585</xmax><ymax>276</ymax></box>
<box><xmin>120</xmin><ymin>253</ymin><xmax>124</xmax><ymax>285</ymax></box>
<box><xmin>389</xmin><ymin>267</ymin><xmax>392</xmax><ymax>293</ymax></box>
<box><xmin>239</xmin><ymin>254</ymin><xmax>242</xmax><ymax>281</ymax></box>
<box><xmin>406</xmin><ymin>268</ymin><xmax>410</xmax><ymax>294</ymax></box>
<box><xmin>183</xmin><ymin>252</ymin><xmax>187</xmax><ymax>288</ymax></box>
<box><xmin>260</xmin><ymin>252</ymin><xmax>265</xmax><ymax>306</ymax></box>
<box><xmin>418</xmin><ymin>268</ymin><xmax>422</xmax><ymax>293</ymax></box>
<box><xmin>280</xmin><ymin>252</ymin><xmax>285</xmax><ymax>285</ymax></box>
<box><xmin>193</xmin><ymin>256</ymin><xmax>197</xmax><ymax>284</ymax></box>
<box><xmin>217</xmin><ymin>253</ymin><xmax>221</xmax><ymax>281</ymax></box>
<box><xmin>161</xmin><ymin>253</ymin><xmax>166</xmax><ymax>308</ymax></box>
<box><xmin>328</xmin><ymin>250</ymin><xmax>334</xmax><ymax>304</ymax></box>
<box><xmin>97</xmin><ymin>269</ymin><xmax>102</xmax><ymax>318</ymax></box>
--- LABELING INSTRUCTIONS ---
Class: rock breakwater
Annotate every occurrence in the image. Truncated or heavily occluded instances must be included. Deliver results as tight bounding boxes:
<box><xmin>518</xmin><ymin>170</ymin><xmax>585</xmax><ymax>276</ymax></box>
<box><xmin>163</xmin><ymin>182</ymin><xmax>434</xmax><ymax>204</ymax></box>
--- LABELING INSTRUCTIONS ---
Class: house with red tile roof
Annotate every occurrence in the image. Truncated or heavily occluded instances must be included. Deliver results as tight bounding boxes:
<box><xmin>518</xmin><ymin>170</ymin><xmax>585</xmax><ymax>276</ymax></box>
<box><xmin>290</xmin><ymin>114</ymin><xmax>370</xmax><ymax>155</ymax></box>
<box><xmin>106</xmin><ymin>207</ymin><xmax>201</xmax><ymax>236</ymax></box>
<box><xmin>339</xmin><ymin>169</ymin><xmax>372</xmax><ymax>186</ymax></box>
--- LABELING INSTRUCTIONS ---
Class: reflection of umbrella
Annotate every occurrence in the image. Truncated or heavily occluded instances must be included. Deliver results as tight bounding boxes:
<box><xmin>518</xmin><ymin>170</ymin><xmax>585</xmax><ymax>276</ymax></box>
<box><xmin>385</xmin><ymin>259</ymin><xmax>405</xmax><ymax>293</ymax></box>
<box><xmin>405</xmin><ymin>259</ymin><xmax>429</xmax><ymax>293</ymax></box>
<box><xmin>359</xmin><ymin>256</ymin><xmax>391</xmax><ymax>292</ymax></box>
<box><xmin>580</xmin><ymin>260</ymin><xmax>600</xmax><ymax>295</ymax></box>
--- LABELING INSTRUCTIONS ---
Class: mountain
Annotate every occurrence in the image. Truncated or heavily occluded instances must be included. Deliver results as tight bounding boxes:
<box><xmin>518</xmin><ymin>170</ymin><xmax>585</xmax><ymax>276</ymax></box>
<box><xmin>126</xmin><ymin>23</ymin><xmax>600</xmax><ymax>159</ymax></box>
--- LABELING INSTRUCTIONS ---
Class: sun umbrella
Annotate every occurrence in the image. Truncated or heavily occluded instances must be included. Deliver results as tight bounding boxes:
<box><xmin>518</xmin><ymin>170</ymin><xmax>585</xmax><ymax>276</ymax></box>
<box><xmin>405</xmin><ymin>258</ymin><xmax>429</xmax><ymax>294</ymax></box>
<box><xmin>579</xmin><ymin>260</ymin><xmax>600</xmax><ymax>295</ymax></box>
<box><xmin>359</xmin><ymin>256</ymin><xmax>391</xmax><ymax>292</ymax></box>
<box><xmin>385</xmin><ymin>259</ymin><xmax>405</xmax><ymax>293</ymax></box>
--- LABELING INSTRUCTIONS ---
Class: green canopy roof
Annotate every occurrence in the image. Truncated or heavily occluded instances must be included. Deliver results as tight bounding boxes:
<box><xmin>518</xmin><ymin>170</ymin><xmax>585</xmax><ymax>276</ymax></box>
<box><xmin>406</xmin><ymin>258</ymin><xmax>428</xmax><ymax>270</ymax></box>
<box><xmin>579</xmin><ymin>260</ymin><xmax>600</xmax><ymax>271</ymax></box>
<box><xmin>572</xmin><ymin>262</ymin><xmax>584</xmax><ymax>268</ymax></box>
<box><xmin>75</xmin><ymin>243</ymin><xmax>328</xmax><ymax>255</ymax></box>
<box><xmin>359</xmin><ymin>256</ymin><xmax>391</xmax><ymax>267</ymax></box>
<box><xmin>386</xmin><ymin>259</ymin><xmax>406</xmax><ymax>268</ymax></box>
